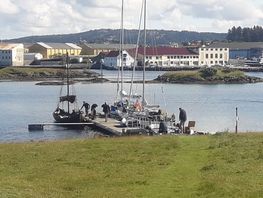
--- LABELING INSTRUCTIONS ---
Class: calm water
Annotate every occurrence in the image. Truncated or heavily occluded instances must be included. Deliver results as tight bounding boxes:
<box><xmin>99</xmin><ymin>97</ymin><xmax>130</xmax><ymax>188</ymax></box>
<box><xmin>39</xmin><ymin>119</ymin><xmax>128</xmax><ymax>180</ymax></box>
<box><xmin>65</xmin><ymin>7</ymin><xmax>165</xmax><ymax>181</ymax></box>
<box><xmin>1</xmin><ymin>70</ymin><xmax>263</xmax><ymax>142</ymax></box>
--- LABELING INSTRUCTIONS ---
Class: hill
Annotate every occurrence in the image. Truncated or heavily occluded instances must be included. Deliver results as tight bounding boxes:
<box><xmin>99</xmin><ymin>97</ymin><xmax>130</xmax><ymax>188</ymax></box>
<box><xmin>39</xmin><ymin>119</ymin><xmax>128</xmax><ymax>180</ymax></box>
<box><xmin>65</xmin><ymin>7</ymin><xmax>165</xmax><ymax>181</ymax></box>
<box><xmin>6</xmin><ymin>29</ymin><xmax>226</xmax><ymax>45</ymax></box>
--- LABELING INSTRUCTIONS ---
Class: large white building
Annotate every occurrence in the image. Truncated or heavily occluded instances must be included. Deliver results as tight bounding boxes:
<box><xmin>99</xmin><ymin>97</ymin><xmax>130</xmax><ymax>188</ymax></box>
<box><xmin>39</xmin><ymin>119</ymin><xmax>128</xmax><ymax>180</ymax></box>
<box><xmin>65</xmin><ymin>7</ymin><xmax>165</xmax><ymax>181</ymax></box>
<box><xmin>198</xmin><ymin>47</ymin><xmax>229</xmax><ymax>67</ymax></box>
<box><xmin>103</xmin><ymin>50</ymin><xmax>135</xmax><ymax>68</ymax></box>
<box><xmin>0</xmin><ymin>43</ymin><xmax>24</xmax><ymax>66</ymax></box>
<box><xmin>136</xmin><ymin>47</ymin><xmax>199</xmax><ymax>67</ymax></box>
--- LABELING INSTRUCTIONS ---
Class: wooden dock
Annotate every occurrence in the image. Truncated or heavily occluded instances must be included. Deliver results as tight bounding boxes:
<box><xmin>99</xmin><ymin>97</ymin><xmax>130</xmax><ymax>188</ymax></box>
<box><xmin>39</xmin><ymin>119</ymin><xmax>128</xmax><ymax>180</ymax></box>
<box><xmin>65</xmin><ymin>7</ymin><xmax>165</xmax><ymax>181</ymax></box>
<box><xmin>90</xmin><ymin>117</ymin><xmax>125</xmax><ymax>136</ymax></box>
<box><xmin>28</xmin><ymin>117</ymin><xmax>146</xmax><ymax>136</ymax></box>
<box><xmin>28</xmin><ymin>122</ymin><xmax>93</xmax><ymax>131</ymax></box>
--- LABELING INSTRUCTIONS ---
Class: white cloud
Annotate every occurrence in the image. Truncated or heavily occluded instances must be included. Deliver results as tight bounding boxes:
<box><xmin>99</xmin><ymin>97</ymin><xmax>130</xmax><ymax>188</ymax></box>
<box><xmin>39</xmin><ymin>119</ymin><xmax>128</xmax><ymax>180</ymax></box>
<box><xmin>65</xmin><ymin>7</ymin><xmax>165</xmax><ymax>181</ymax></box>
<box><xmin>0</xmin><ymin>0</ymin><xmax>18</xmax><ymax>14</ymax></box>
<box><xmin>0</xmin><ymin>0</ymin><xmax>263</xmax><ymax>39</ymax></box>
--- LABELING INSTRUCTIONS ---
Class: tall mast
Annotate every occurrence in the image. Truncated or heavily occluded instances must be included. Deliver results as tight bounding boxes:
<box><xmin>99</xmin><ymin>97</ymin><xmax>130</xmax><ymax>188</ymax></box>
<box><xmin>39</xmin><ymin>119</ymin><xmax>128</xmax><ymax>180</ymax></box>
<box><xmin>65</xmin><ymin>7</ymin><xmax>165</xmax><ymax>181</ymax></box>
<box><xmin>142</xmin><ymin>0</ymin><xmax>146</xmax><ymax>106</ymax></box>
<box><xmin>66</xmin><ymin>52</ymin><xmax>70</xmax><ymax>113</ymax></box>
<box><xmin>120</xmin><ymin>0</ymin><xmax>124</xmax><ymax>92</ymax></box>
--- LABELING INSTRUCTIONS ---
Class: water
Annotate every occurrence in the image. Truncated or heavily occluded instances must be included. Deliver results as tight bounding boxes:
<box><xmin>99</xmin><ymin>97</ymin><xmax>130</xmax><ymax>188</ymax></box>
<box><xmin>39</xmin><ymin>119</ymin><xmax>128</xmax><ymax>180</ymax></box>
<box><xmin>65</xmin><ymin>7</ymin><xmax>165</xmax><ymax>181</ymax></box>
<box><xmin>1</xmin><ymin>70</ymin><xmax>263</xmax><ymax>142</ymax></box>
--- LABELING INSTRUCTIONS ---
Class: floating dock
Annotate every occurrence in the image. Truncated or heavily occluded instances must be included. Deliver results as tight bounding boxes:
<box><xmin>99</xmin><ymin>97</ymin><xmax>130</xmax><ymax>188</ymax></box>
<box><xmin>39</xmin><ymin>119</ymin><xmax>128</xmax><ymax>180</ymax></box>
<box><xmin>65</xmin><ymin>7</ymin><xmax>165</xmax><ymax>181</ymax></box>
<box><xmin>90</xmin><ymin>117</ymin><xmax>150</xmax><ymax>136</ymax></box>
<box><xmin>28</xmin><ymin>117</ymin><xmax>146</xmax><ymax>136</ymax></box>
<box><xmin>28</xmin><ymin>122</ymin><xmax>93</xmax><ymax>131</ymax></box>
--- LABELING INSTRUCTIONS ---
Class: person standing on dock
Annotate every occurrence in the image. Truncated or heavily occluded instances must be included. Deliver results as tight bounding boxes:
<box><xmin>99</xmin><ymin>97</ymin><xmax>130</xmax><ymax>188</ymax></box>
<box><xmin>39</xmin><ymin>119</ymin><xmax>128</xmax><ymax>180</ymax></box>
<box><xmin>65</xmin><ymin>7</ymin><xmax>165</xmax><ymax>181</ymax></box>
<box><xmin>81</xmin><ymin>101</ymin><xmax>90</xmax><ymax>117</ymax></box>
<box><xmin>102</xmin><ymin>102</ymin><xmax>110</xmax><ymax>122</ymax></box>
<box><xmin>91</xmin><ymin>104</ymin><xmax>98</xmax><ymax>120</ymax></box>
<box><xmin>179</xmin><ymin>108</ymin><xmax>187</xmax><ymax>133</ymax></box>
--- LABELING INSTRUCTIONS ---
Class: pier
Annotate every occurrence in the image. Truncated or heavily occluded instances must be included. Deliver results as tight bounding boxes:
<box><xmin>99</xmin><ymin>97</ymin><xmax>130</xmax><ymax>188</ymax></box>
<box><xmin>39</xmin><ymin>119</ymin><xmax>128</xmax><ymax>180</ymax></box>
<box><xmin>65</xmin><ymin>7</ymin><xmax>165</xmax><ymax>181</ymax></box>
<box><xmin>28</xmin><ymin>117</ymin><xmax>146</xmax><ymax>136</ymax></box>
<box><xmin>28</xmin><ymin>122</ymin><xmax>93</xmax><ymax>131</ymax></box>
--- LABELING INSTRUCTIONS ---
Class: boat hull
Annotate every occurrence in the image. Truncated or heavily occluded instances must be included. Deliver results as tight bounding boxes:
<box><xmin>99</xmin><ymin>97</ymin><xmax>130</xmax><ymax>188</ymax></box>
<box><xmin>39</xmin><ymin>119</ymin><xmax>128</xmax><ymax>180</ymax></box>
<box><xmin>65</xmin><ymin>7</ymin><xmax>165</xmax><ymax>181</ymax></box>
<box><xmin>53</xmin><ymin>111</ymin><xmax>83</xmax><ymax>123</ymax></box>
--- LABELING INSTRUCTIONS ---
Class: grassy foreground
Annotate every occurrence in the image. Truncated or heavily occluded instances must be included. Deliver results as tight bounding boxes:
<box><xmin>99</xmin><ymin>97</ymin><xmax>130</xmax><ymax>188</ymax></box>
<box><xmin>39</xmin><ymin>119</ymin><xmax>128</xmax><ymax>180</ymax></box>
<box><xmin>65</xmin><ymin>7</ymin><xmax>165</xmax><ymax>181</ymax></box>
<box><xmin>0</xmin><ymin>134</ymin><xmax>262</xmax><ymax>197</ymax></box>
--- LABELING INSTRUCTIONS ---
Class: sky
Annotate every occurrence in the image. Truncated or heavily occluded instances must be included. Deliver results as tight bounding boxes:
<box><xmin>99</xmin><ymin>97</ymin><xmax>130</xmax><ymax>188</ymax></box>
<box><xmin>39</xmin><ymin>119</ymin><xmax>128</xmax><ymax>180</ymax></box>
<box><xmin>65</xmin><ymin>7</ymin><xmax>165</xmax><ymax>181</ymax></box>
<box><xmin>0</xmin><ymin>0</ymin><xmax>263</xmax><ymax>39</ymax></box>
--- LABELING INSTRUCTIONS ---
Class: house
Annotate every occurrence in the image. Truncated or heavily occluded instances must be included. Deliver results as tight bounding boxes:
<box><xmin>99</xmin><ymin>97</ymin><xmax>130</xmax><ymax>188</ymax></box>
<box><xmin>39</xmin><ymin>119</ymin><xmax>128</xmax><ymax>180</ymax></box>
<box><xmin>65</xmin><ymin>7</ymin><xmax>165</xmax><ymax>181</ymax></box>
<box><xmin>0</xmin><ymin>43</ymin><xmax>24</xmax><ymax>67</ymax></box>
<box><xmin>103</xmin><ymin>50</ymin><xmax>135</xmax><ymax>68</ymax></box>
<box><xmin>28</xmin><ymin>42</ymin><xmax>82</xmax><ymax>59</ymax></box>
<box><xmin>198</xmin><ymin>46</ymin><xmax>229</xmax><ymax>66</ymax></box>
<box><xmin>79</xmin><ymin>43</ymin><xmax>136</xmax><ymax>57</ymax></box>
<box><xmin>135</xmin><ymin>47</ymin><xmax>199</xmax><ymax>67</ymax></box>
<box><xmin>208</xmin><ymin>42</ymin><xmax>263</xmax><ymax>60</ymax></box>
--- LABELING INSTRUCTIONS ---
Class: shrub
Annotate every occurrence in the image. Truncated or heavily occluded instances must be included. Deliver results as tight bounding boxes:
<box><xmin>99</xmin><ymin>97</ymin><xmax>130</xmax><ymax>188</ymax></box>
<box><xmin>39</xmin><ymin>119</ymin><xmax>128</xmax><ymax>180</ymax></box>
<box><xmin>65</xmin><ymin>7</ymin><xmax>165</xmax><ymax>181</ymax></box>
<box><xmin>200</xmin><ymin>67</ymin><xmax>217</xmax><ymax>78</ymax></box>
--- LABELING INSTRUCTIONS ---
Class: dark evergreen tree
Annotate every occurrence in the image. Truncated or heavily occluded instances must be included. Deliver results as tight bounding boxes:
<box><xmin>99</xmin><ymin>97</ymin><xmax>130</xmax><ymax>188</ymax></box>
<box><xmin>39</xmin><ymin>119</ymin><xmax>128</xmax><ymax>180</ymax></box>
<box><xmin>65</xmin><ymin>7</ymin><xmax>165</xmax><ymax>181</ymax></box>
<box><xmin>227</xmin><ymin>26</ymin><xmax>263</xmax><ymax>42</ymax></box>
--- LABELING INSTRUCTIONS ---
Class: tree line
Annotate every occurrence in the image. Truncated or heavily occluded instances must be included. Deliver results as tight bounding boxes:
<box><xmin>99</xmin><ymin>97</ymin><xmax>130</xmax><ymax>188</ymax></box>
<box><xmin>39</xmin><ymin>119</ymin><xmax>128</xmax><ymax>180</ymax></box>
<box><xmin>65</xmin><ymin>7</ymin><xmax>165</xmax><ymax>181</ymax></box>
<box><xmin>227</xmin><ymin>26</ymin><xmax>263</xmax><ymax>42</ymax></box>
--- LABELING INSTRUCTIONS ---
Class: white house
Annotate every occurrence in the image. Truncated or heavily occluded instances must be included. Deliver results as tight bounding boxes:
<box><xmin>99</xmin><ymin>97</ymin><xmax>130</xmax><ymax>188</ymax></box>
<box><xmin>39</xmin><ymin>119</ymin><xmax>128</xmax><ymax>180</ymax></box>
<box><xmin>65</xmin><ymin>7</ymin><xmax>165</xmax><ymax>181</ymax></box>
<box><xmin>103</xmin><ymin>50</ymin><xmax>135</xmax><ymax>68</ymax></box>
<box><xmin>0</xmin><ymin>43</ymin><xmax>24</xmax><ymax>66</ymax></box>
<box><xmin>198</xmin><ymin>47</ymin><xmax>229</xmax><ymax>67</ymax></box>
<box><xmin>135</xmin><ymin>46</ymin><xmax>199</xmax><ymax>67</ymax></box>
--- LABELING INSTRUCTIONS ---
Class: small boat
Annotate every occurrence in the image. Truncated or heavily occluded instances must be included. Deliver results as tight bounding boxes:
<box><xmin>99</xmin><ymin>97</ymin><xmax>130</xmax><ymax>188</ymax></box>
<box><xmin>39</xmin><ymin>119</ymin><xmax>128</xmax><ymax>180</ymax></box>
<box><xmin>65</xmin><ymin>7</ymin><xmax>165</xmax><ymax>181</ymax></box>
<box><xmin>53</xmin><ymin>53</ymin><xmax>83</xmax><ymax>123</ymax></box>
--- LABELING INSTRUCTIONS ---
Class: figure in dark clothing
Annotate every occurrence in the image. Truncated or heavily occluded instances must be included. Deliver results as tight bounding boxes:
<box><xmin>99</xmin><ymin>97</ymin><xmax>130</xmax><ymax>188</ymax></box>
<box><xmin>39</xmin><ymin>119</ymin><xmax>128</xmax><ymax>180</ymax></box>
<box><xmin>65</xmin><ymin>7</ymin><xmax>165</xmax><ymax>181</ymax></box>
<box><xmin>90</xmin><ymin>104</ymin><xmax>98</xmax><ymax>120</ymax></box>
<box><xmin>102</xmin><ymin>102</ymin><xmax>110</xmax><ymax>122</ymax></box>
<box><xmin>159</xmin><ymin>120</ymin><xmax>168</xmax><ymax>134</ymax></box>
<box><xmin>80</xmin><ymin>101</ymin><xmax>90</xmax><ymax>117</ymax></box>
<box><xmin>179</xmin><ymin>108</ymin><xmax>187</xmax><ymax>133</ymax></box>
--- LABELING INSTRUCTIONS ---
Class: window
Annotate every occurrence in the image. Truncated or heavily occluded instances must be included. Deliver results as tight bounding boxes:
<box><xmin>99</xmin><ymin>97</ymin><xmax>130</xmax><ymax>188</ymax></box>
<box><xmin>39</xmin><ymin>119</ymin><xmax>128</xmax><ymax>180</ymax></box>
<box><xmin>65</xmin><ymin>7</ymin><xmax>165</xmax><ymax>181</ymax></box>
<box><xmin>211</xmin><ymin>48</ymin><xmax>213</xmax><ymax>51</ymax></box>
<box><xmin>210</xmin><ymin>54</ymin><xmax>213</xmax><ymax>58</ymax></box>
<box><xmin>201</xmin><ymin>48</ymin><xmax>204</xmax><ymax>51</ymax></box>
<box><xmin>206</xmin><ymin>54</ymin><xmax>208</xmax><ymax>58</ymax></box>
<box><xmin>220</xmin><ymin>54</ymin><xmax>223</xmax><ymax>58</ymax></box>
<box><xmin>215</xmin><ymin>54</ymin><xmax>218</xmax><ymax>58</ymax></box>
<box><xmin>211</xmin><ymin>61</ymin><xmax>213</xmax><ymax>64</ymax></box>
<box><xmin>167</xmin><ymin>56</ymin><xmax>170</xmax><ymax>59</ymax></box>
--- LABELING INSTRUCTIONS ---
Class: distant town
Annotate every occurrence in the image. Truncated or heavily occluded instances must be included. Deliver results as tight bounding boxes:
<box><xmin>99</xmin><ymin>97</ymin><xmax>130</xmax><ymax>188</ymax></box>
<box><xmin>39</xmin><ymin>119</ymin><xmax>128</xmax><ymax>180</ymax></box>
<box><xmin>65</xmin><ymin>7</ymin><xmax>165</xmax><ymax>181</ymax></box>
<box><xmin>1</xmin><ymin>27</ymin><xmax>263</xmax><ymax>69</ymax></box>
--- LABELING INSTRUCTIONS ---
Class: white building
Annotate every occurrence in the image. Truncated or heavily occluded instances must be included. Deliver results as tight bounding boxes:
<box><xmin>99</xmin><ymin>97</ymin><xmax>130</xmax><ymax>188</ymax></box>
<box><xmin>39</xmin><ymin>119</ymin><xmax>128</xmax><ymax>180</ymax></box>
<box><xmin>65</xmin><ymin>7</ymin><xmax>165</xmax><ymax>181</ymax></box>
<box><xmin>198</xmin><ymin>47</ymin><xmax>229</xmax><ymax>67</ymax></box>
<box><xmin>136</xmin><ymin>47</ymin><xmax>199</xmax><ymax>67</ymax></box>
<box><xmin>103</xmin><ymin>50</ymin><xmax>135</xmax><ymax>68</ymax></box>
<box><xmin>0</xmin><ymin>43</ymin><xmax>24</xmax><ymax>66</ymax></box>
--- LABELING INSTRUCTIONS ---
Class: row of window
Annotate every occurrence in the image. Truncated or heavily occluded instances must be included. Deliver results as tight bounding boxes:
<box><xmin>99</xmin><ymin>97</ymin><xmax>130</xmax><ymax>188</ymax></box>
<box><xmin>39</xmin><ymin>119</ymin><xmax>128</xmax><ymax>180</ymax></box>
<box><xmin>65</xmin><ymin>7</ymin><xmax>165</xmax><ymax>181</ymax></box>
<box><xmin>205</xmin><ymin>54</ymin><xmax>224</xmax><ymax>59</ymax></box>
<box><xmin>0</xmin><ymin>50</ymin><xmax>11</xmax><ymax>54</ymax></box>
<box><xmin>200</xmin><ymin>48</ymin><xmax>228</xmax><ymax>51</ymax></box>
<box><xmin>146</xmin><ymin>55</ymin><xmax>198</xmax><ymax>59</ymax></box>
<box><xmin>200</xmin><ymin>60</ymin><xmax>227</xmax><ymax>65</ymax></box>
<box><xmin>1</xmin><ymin>56</ymin><xmax>11</xmax><ymax>60</ymax></box>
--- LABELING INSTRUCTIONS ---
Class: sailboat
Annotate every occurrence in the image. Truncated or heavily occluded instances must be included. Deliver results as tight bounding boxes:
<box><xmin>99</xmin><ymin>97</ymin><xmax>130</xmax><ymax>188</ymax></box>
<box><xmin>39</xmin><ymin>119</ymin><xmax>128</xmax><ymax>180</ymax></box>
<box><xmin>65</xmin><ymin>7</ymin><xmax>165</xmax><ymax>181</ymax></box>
<box><xmin>53</xmin><ymin>53</ymin><xmax>83</xmax><ymax>123</ymax></box>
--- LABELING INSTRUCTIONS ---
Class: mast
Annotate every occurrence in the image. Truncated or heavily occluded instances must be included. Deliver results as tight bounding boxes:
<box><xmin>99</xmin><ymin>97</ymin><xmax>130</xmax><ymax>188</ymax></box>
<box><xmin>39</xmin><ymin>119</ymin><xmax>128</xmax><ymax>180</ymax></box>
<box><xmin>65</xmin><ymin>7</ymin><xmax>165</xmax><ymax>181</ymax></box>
<box><xmin>142</xmin><ymin>0</ymin><xmax>146</xmax><ymax>107</ymax></box>
<box><xmin>66</xmin><ymin>52</ymin><xmax>70</xmax><ymax>113</ymax></box>
<box><xmin>120</xmin><ymin>0</ymin><xmax>124</xmax><ymax>92</ymax></box>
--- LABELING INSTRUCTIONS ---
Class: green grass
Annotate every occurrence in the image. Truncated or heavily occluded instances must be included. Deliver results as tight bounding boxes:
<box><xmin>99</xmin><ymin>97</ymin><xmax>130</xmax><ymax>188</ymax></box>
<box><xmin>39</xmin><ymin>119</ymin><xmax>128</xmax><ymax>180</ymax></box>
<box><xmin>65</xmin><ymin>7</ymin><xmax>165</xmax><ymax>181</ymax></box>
<box><xmin>159</xmin><ymin>68</ymin><xmax>251</xmax><ymax>83</ymax></box>
<box><xmin>0</xmin><ymin>134</ymin><xmax>262</xmax><ymax>197</ymax></box>
<box><xmin>0</xmin><ymin>67</ymin><xmax>64</xmax><ymax>79</ymax></box>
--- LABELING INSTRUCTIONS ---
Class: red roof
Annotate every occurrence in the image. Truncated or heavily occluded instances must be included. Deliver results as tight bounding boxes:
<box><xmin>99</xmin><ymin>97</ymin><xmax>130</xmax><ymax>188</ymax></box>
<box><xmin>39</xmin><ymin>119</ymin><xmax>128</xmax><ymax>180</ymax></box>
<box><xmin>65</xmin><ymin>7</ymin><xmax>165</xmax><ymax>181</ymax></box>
<box><xmin>135</xmin><ymin>47</ymin><xmax>197</xmax><ymax>56</ymax></box>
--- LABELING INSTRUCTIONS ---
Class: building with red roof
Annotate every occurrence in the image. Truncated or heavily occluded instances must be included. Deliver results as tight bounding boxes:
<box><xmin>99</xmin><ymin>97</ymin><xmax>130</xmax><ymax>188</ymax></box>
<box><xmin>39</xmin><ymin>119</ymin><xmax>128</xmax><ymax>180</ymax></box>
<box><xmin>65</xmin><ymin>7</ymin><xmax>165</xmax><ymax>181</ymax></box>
<box><xmin>129</xmin><ymin>46</ymin><xmax>199</xmax><ymax>67</ymax></box>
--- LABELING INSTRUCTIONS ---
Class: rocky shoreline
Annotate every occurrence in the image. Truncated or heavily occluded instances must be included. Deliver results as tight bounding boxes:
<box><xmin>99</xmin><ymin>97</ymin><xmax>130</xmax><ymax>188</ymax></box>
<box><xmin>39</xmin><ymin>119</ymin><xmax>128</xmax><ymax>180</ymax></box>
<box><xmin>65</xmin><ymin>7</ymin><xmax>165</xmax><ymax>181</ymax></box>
<box><xmin>1</xmin><ymin>67</ymin><xmax>263</xmax><ymax>85</ymax></box>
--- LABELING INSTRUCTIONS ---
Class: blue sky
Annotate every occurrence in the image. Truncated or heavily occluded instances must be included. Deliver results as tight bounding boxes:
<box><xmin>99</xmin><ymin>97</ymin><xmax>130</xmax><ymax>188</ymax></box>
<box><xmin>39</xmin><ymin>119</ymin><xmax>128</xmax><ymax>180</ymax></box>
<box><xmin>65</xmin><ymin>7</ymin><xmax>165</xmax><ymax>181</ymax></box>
<box><xmin>0</xmin><ymin>0</ymin><xmax>263</xmax><ymax>39</ymax></box>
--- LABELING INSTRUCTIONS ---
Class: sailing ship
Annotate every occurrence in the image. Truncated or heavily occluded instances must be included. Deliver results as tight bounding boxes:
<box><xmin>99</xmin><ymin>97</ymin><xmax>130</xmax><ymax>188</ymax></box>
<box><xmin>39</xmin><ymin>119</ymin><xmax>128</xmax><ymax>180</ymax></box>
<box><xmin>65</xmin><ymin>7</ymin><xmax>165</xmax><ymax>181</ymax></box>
<box><xmin>53</xmin><ymin>53</ymin><xmax>83</xmax><ymax>123</ymax></box>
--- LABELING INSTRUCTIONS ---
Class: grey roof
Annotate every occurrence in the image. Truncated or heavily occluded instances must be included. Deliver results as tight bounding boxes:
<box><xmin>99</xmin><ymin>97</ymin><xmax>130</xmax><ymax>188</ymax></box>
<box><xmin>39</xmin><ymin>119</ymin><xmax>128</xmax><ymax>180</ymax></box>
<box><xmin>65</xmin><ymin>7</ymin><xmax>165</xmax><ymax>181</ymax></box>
<box><xmin>208</xmin><ymin>42</ymin><xmax>263</xmax><ymax>50</ymax></box>
<box><xmin>81</xmin><ymin>43</ymin><xmax>136</xmax><ymax>50</ymax></box>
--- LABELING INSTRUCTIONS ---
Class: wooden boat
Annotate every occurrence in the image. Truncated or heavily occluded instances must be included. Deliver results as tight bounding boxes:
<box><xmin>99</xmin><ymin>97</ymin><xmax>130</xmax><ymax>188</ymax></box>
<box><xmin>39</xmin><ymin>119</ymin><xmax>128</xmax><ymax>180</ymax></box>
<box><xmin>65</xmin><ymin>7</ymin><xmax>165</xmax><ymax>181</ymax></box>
<box><xmin>53</xmin><ymin>53</ymin><xmax>83</xmax><ymax>123</ymax></box>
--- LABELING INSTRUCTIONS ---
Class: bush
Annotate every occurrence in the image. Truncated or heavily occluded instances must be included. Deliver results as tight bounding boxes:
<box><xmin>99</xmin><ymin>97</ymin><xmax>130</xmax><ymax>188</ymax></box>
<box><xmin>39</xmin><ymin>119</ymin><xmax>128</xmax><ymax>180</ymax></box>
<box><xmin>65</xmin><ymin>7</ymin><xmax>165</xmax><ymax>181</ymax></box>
<box><xmin>200</xmin><ymin>67</ymin><xmax>217</xmax><ymax>78</ymax></box>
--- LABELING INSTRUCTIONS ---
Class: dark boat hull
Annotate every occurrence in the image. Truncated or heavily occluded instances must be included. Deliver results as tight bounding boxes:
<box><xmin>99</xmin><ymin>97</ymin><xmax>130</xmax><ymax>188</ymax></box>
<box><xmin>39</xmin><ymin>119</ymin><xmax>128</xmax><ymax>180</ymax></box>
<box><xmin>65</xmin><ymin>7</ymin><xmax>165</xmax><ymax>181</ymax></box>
<box><xmin>53</xmin><ymin>111</ymin><xmax>83</xmax><ymax>123</ymax></box>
